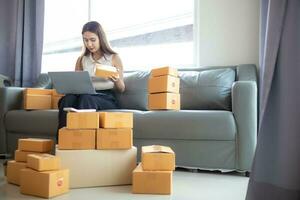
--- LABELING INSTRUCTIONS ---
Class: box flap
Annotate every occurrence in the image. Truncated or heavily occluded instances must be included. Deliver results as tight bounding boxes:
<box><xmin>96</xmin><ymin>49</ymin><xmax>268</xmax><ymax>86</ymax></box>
<box><xmin>142</xmin><ymin>145</ymin><xmax>174</xmax><ymax>154</ymax></box>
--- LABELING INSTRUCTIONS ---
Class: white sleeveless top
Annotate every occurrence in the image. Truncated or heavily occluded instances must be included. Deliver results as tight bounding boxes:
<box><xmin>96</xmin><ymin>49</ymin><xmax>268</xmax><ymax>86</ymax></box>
<box><xmin>81</xmin><ymin>54</ymin><xmax>115</xmax><ymax>90</ymax></box>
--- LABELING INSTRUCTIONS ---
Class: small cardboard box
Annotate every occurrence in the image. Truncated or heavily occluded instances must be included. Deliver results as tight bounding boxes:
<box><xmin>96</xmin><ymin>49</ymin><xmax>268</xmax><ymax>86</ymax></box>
<box><xmin>95</xmin><ymin>64</ymin><xmax>119</xmax><ymax>78</ymax></box>
<box><xmin>150</xmin><ymin>66</ymin><xmax>178</xmax><ymax>77</ymax></box>
<box><xmin>67</xmin><ymin>112</ymin><xmax>99</xmax><ymax>129</ymax></box>
<box><xmin>18</xmin><ymin>138</ymin><xmax>53</xmax><ymax>153</ymax></box>
<box><xmin>96</xmin><ymin>128</ymin><xmax>132</xmax><ymax>150</ymax></box>
<box><xmin>148</xmin><ymin>93</ymin><xmax>180</xmax><ymax>110</ymax></box>
<box><xmin>23</xmin><ymin>88</ymin><xmax>53</xmax><ymax>110</ymax></box>
<box><xmin>27</xmin><ymin>154</ymin><xmax>61</xmax><ymax>171</ymax></box>
<box><xmin>142</xmin><ymin>145</ymin><xmax>175</xmax><ymax>171</ymax></box>
<box><xmin>58</xmin><ymin>128</ymin><xmax>96</xmax><ymax>150</ymax></box>
<box><xmin>15</xmin><ymin>150</ymin><xmax>45</xmax><ymax>162</ymax></box>
<box><xmin>20</xmin><ymin>168</ymin><xmax>69</xmax><ymax>198</ymax></box>
<box><xmin>55</xmin><ymin>147</ymin><xmax>137</xmax><ymax>188</ymax></box>
<box><xmin>52</xmin><ymin>90</ymin><xmax>64</xmax><ymax>109</ymax></box>
<box><xmin>148</xmin><ymin>75</ymin><xmax>180</xmax><ymax>94</ymax></box>
<box><xmin>99</xmin><ymin>112</ymin><xmax>133</xmax><ymax>128</ymax></box>
<box><xmin>132</xmin><ymin>163</ymin><xmax>172</xmax><ymax>195</ymax></box>
<box><xmin>6</xmin><ymin>160</ymin><xmax>27</xmax><ymax>185</ymax></box>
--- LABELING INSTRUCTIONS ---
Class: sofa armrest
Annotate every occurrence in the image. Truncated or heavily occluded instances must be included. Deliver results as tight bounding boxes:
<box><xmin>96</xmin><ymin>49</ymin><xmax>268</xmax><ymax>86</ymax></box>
<box><xmin>0</xmin><ymin>87</ymin><xmax>25</xmax><ymax>154</ymax></box>
<box><xmin>232</xmin><ymin>81</ymin><xmax>257</xmax><ymax>171</ymax></box>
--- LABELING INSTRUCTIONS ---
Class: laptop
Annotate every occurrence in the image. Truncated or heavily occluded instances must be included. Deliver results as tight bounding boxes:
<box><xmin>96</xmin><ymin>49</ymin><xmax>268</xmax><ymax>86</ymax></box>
<box><xmin>48</xmin><ymin>71</ymin><xmax>97</xmax><ymax>94</ymax></box>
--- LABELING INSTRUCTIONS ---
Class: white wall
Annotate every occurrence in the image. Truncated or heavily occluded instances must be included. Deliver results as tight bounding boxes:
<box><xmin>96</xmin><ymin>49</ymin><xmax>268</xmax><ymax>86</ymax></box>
<box><xmin>196</xmin><ymin>0</ymin><xmax>259</xmax><ymax>67</ymax></box>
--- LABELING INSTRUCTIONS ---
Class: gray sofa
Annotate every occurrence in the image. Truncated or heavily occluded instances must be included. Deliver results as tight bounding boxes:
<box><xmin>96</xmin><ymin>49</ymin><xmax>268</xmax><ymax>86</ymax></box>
<box><xmin>0</xmin><ymin>64</ymin><xmax>257</xmax><ymax>173</ymax></box>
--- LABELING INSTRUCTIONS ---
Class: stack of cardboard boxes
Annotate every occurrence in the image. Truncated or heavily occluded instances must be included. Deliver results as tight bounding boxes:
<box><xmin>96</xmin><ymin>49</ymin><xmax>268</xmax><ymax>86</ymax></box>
<box><xmin>132</xmin><ymin>145</ymin><xmax>175</xmax><ymax>195</ymax></box>
<box><xmin>148</xmin><ymin>66</ymin><xmax>180</xmax><ymax>110</ymax></box>
<box><xmin>23</xmin><ymin>88</ymin><xmax>64</xmax><ymax>110</ymax></box>
<box><xmin>56</xmin><ymin>111</ymin><xmax>137</xmax><ymax>188</ymax></box>
<box><xmin>7</xmin><ymin>138</ymin><xmax>69</xmax><ymax>198</ymax></box>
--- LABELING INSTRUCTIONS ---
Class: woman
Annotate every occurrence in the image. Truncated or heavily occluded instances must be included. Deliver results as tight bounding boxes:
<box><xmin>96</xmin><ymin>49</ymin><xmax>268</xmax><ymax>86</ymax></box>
<box><xmin>57</xmin><ymin>21</ymin><xmax>125</xmax><ymax>131</ymax></box>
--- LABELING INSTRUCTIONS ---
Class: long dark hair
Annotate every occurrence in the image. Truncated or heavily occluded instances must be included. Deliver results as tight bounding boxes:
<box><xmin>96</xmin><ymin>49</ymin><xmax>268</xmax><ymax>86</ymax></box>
<box><xmin>81</xmin><ymin>21</ymin><xmax>116</xmax><ymax>58</ymax></box>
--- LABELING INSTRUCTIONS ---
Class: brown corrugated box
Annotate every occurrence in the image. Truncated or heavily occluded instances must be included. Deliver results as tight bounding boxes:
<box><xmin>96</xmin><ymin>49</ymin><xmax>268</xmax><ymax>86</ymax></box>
<box><xmin>96</xmin><ymin>128</ymin><xmax>132</xmax><ymax>149</ymax></box>
<box><xmin>148</xmin><ymin>75</ymin><xmax>180</xmax><ymax>94</ymax></box>
<box><xmin>23</xmin><ymin>88</ymin><xmax>53</xmax><ymax>110</ymax></box>
<box><xmin>58</xmin><ymin>128</ymin><xmax>96</xmax><ymax>150</ymax></box>
<box><xmin>6</xmin><ymin>160</ymin><xmax>27</xmax><ymax>185</ymax></box>
<box><xmin>142</xmin><ymin>145</ymin><xmax>175</xmax><ymax>171</ymax></box>
<box><xmin>67</xmin><ymin>112</ymin><xmax>99</xmax><ymax>129</ymax></box>
<box><xmin>20</xmin><ymin>168</ymin><xmax>69</xmax><ymax>198</ymax></box>
<box><xmin>99</xmin><ymin>112</ymin><xmax>133</xmax><ymax>128</ymax></box>
<box><xmin>132</xmin><ymin>163</ymin><xmax>172</xmax><ymax>195</ymax></box>
<box><xmin>148</xmin><ymin>93</ymin><xmax>180</xmax><ymax>110</ymax></box>
<box><xmin>18</xmin><ymin>138</ymin><xmax>53</xmax><ymax>153</ymax></box>
<box><xmin>15</xmin><ymin>150</ymin><xmax>46</xmax><ymax>162</ymax></box>
<box><xmin>150</xmin><ymin>66</ymin><xmax>178</xmax><ymax>77</ymax></box>
<box><xmin>26</xmin><ymin>154</ymin><xmax>61</xmax><ymax>171</ymax></box>
<box><xmin>95</xmin><ymin>64</ymin><xmax>119</xmax><ymax>78</ymax></box>
<box><xmin>52</xmin><ymin>89</ymin><xmax>64</xmax><ymax>109</ymax></box>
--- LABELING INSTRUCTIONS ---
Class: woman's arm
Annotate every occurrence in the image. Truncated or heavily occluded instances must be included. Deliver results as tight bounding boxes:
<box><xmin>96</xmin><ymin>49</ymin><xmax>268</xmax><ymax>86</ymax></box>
<box><xmin>75</xmin><ymin>56</ymin><xmax>83</xmax><ymax>71</ymax></box>
<box><xmin>110</xmin><ymin>54</ymin><xmax>125</xmax><ymax>93</ymax></box>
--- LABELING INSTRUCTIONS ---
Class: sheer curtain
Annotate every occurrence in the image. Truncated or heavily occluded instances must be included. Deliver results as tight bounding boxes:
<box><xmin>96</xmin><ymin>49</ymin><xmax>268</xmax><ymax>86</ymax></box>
<box><xmin>0</xmin><ymin>0</ymin><xmax>44</xmax><ymax>87</ymax></box>
<box><xmin>246</xmin><ymin>0</ymin><xmax>300</xmax><ymax>199</ymax></box>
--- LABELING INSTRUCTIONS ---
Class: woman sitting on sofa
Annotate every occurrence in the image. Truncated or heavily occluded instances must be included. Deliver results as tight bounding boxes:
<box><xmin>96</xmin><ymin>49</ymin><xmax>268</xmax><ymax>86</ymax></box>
<box><xmin>57</xmin><ymin>21</ymin><xmax>125</xmax><ymax>131</ymax></box>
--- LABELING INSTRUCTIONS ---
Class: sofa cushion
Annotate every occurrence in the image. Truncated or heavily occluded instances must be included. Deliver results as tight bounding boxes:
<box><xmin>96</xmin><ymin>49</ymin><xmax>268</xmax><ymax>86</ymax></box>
<box><xmin>5</xmin><ymin>110</ymin><xmax>58</xmax><ymax>136</ymax></box>
<box><xmin>133</xmin><ymin>110</ymin><xmax>236</xmax><ymax>140</ymax></box>
<box><xmin>179</xmin><ymin>68</ymin><xmax>235</xmax><ymax>110</ymax></box>
<box><xmin>116</xmin><ymin>71</ymin><xmax>149</xmax><ymax>110</ymax></box>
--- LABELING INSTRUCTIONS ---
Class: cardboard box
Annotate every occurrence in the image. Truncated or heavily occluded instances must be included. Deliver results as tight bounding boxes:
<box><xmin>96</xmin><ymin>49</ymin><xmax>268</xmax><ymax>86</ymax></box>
<box><xmin>15</xmin><ymin>150</ymin><xmax>45</xmax><ymax>162</ymax></box>
<box><xmin>150</xmin><ymin>66</ymin><xmax>178</xmax><ymax>77</ymax></box>
<box><xmin>27</xmin><ymin>154</ymin><xmax>60</xmax><ymax>171</ymax></box>
<box><xmin>18</xmin><ymin>138</ymin><xmax>54</xmax><ymax>153</ymax></box>
<box><xmin>142</xmin><ymin>145</ymin><xmax>175</xmax><ymax>171</ymax></box>
<box><xmin>58</xmin><ymin>128</ymin><xmax>96</xmax><ymax>150</ymax></box>
<box><xmin>148</xmin><ymin>75</ymin><xmax>180</xmax><ymax>94</ymax></box>
<box><xmin>132</xmin><ymin>163</ymin><xmax>172</xmax><ymax>195</ymax></box>
<box><xmin>52</xmin><ymin>90</ymin><xmax>64</xmax><ymax>109</ymax></box>
<box><xmin>23</xmin><ymin>88</ymin><xmax>53</xmax><ymax>110</ymax></box>
<box><xmin>55</xmin><ymin>146</ymin><xmax>137</xmax><ymax>188</ymax></box>
<box><xmin>148</xmin><ymin>93</ymin><xmax>180</xmax><ymax>110</ymax></box>
<box><xmin>95</xmin><ymin>64</ymin><xmax>119</xmax><ymax>78</ymax></box>
<box><xmin>20</xmin><ymin>168</ymin><xmax>69</xmax><ymax>198</ymax></box>
<box><xmin>67</xmin><ymin>112</ymin><xmax>99</xmax><ymax>129</ymax></box>
<box><xmin>99</xmin><ymin>112</ymin><xmax>133</xmax><ymax>128</ymax></box>
<box><xmin>96</xmin><ymin>128</ymin><xmax>132</xmax><ymax>149</ymax></box>
<box><xmin>6</xmin><ymin>160</ymin><xmax>27</xmax><ymax>185</ymax></box>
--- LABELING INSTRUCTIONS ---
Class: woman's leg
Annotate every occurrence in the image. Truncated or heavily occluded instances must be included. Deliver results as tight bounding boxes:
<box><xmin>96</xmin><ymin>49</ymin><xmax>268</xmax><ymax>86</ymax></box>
<box><xmin>58</xmin><ymin>94</ymin><xmax>78</xmax><ymax>130</ymax></box>
<box><xmin>77</xmin><ymin>94</ymin><xmax>118</xmax><ymax>110</ymax></box>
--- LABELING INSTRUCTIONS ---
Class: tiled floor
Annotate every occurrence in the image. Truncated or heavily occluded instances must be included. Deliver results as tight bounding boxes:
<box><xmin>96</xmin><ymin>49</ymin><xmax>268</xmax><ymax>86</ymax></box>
<box><xmin>0</xmin><ymin>161</ymin><xmax>249</xmax><ymax>200</ymax></box>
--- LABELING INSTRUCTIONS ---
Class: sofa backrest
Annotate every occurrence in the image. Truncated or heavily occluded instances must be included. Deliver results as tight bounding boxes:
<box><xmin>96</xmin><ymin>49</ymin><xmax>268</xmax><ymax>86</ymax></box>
<box><xmin>36</xmin><ymin>65</ymin><xmax>257</xmax><ymax>111</ymax></box>
<box><xmin>116</xmin><ymin>66</ymin><xmax>237</xmax><ymax>111</ymax></box>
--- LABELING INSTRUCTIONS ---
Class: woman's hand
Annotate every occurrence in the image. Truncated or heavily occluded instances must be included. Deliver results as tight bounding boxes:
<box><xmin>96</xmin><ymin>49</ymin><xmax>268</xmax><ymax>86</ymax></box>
<box><xmin>108</xmin><ymin>74</ymin><xmax>120</xmax><ymax>82</ymax></box>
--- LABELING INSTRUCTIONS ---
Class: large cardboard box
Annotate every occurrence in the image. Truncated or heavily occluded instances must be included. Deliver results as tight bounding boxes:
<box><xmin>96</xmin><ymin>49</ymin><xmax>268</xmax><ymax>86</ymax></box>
<box><xmin>148</xmin><ymin>75</ymin><xmax>180</xmax><ymax>94</ymax></box>
<box><xmin>148</xmin><ymin>93</ymin><xmax>180</xmax><ymax>110</ymax></box>
<box><xmin>6</xmin><ymin>161</ymin><xmax>27</xmax><ymax>185</ymax></box>
<box><xmin>55</xmin><ymin>147</ymin><xmax>137</xmax><ymax>188</ymax></box>
<box><xmin>67</xmin><ymin>112</ymin><xmax>99</xmax><ymax>129</ymax></box>
<box><xmin>96</xmin><ymin>128</ymin><xmax>132</xmax><ymax>149</ymax></box>
<box><xmin>15</xmin><ymin>150</ymin><xmax>45</xmax><ymax>162</ymax></box>
<box><xmin>20</xmin><ymin>168</ymin><xmax>69</xmax><ymax>198</ymax></box>
<box><xmin>18</xmin><ymin>138</ymin><xmax>53</xmax><ymax>153</ymax></box>
<box><xmin>150</xmin><ymin>66</ymin><xmax>178</xmax><ymax>77</ymax></box>
<box><xmin>58</xmin><ymin>128</ymin><xmax>96</xmax><ymax>150</ymax></box>
<box><xmin>23</xmin><ymin>88</ymin><xmax>53</xmax><ymax>110</ymax></box>
<box><xmin>95</xmin><ymin>64</ymin><xmax>119</xmax><ymax>78</ymax></box>
<box><xmin>142</xmin><ymin>145</ymin><xmax>175</xmax><ymax>171</ymax></box>
<box><xmin>132</xmin><ymin>163</ymin><xmax>172</xmax><ymax>195</ymax></box>
<box><xmin>99</xmin><ymin>112</ymin><xmax>133</xmax><ymax>128</ymax></box>
<box><xmin>27</xmin><ymin>154</ymin><xmax>60</xmax><ymax>171</ymax></box>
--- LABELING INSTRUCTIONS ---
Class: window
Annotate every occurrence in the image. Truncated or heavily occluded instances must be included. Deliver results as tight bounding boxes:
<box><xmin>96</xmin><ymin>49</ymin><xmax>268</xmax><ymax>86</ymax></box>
<box><xmin>42</xmin><ymin>0</ymin><xmax>194</xmax><ymax>72</ymax></box>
